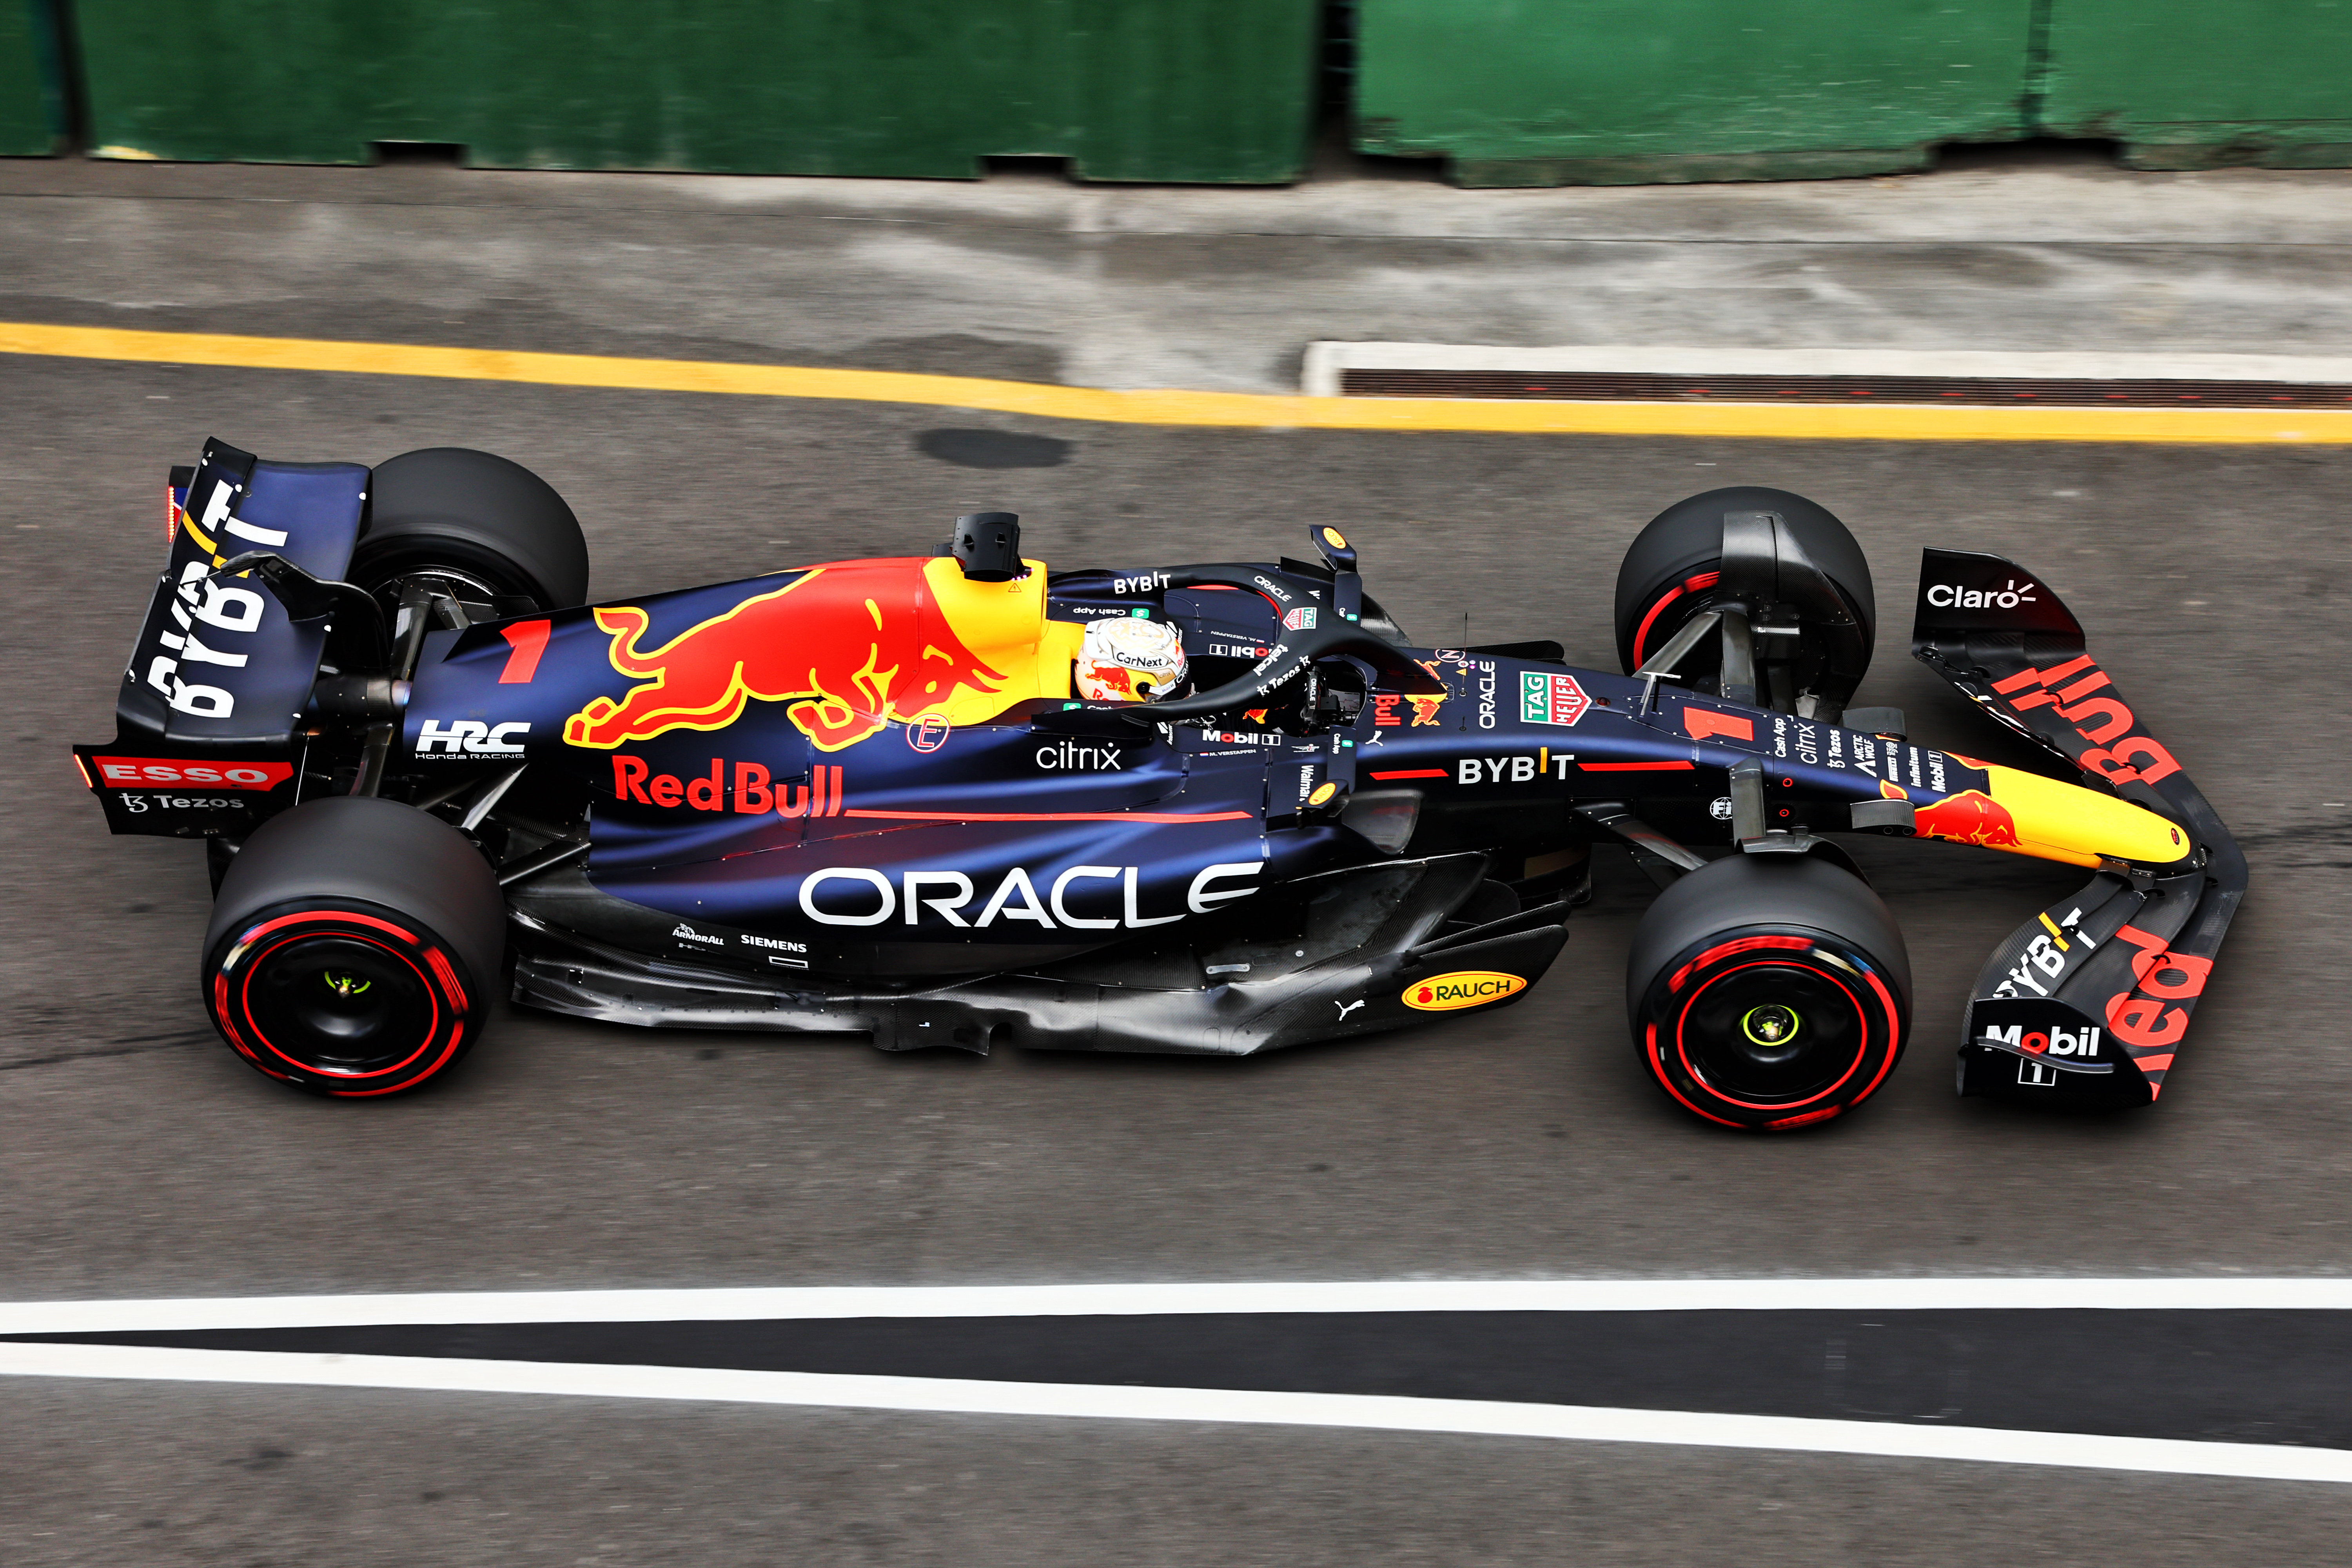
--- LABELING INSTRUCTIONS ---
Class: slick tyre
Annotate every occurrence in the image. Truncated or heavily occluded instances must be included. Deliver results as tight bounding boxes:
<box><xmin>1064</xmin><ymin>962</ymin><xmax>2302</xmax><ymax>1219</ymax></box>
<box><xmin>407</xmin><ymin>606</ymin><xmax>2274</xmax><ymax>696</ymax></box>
<box><xmin>201</xmin><ymin>797</ymin><xmax>505</xmax><ymax>1097</ymax></box>
<box><xmin>1627</xmin><ymin>854</ymin><xmax>1911</xmax><ymax>1132</ymax></box>
<box><xmin>353</xmin><ymin>447</ymin><xmax>589</xmax><ymax>618</ymax></box>
<box><xmin>1613</xmin><ymin>486</ymin><xmax>1875</xmax><ymax>698</ymax></box>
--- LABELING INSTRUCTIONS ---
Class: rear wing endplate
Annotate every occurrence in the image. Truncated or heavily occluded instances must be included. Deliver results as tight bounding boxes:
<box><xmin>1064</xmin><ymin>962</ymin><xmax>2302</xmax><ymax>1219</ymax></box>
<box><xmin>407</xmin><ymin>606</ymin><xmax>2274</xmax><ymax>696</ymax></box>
<box><xmin>74</xmin><ymin>438</ymin><xmax>369</xmax><ymax>839</ymax></box>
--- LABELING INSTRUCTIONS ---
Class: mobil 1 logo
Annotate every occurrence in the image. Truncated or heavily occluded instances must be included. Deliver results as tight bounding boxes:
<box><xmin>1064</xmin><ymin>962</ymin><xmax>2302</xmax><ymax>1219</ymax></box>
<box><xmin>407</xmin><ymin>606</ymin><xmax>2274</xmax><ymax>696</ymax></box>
<box><xmin>1969</xmin><ymin>999</ymin><xmax>2112</xmax><ymax>1088</ymax></box>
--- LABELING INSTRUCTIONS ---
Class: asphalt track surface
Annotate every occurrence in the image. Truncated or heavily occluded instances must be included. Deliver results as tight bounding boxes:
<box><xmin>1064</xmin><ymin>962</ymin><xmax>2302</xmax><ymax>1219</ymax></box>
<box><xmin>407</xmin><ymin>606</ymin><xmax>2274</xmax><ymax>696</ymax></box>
<box><xmin>6</xmin><ymin>352</ymin><xmax>2352</xmax><ymax>1560</ymax></box>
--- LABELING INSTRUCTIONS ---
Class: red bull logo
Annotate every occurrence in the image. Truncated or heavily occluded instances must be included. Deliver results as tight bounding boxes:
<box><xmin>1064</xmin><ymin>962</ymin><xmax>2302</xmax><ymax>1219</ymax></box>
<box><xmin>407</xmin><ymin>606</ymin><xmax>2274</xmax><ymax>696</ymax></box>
<box><xmin>565</xmin><ymin>566</ymin><xmax>1009</xmax><ymax>753</ymax></box>
<box><xmin>1912</xmin><ymin>788</ymin><xmax>2021</xmax><ymax>849</ymax></box>
<box><xmin>1080</xmin><ymin>662</ymin><xmax>1139</xmax><ymax>700</ymax></box>
<box><xmin>1370</xmin><ymin>693</ymin><xmax>1445</xmax><ymax>727</ymax></box>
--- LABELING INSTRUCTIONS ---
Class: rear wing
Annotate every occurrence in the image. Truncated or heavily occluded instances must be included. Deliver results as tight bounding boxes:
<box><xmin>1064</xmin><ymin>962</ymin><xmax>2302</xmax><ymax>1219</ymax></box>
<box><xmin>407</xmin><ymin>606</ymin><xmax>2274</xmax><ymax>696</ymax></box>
<box><xmin>1912</xmin><ymin>549</ymin><xmax>2247</xmax><ymax>1108</ymax></box>
<box><xmin>73</xmin><ymin>438</ymin><xmax>368</xmax><ymax>839</ymax></box>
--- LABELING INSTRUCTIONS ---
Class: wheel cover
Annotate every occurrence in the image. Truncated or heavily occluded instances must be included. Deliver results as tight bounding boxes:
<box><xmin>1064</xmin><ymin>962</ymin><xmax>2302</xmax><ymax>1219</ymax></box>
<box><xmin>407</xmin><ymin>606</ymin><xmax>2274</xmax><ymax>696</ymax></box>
<box><xmin>1680</xmin><ymin>961</ymin><xmax>1863</xmax><ymax>1105</ymax></box>
<box><xmin>1637</xmin><ymin>925</ymin><xmax>1906</xmax><ymax>1129</ymax></box>
<box><xmin>208</xmin><ymin>905</ymin><xmax>474</xmax><ymax>1093</ymax></box>
<box><xmin>244</xmin><ymin>934</ymin><xmax>436</xmax><ymax>1075</ymax></box>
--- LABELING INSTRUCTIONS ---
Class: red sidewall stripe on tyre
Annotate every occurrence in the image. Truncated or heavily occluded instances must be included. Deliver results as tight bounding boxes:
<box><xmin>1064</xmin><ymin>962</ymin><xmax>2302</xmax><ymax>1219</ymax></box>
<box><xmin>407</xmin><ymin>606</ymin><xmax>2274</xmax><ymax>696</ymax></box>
<box><xmin>1644</xmin><ymin>1023</ymin><xmax>1746</xmax><ymax>1129</ymax></box>
<box><xmin>1673</xmin><ymin>959</ymin><xmax>1873</xmax><ymax>1113</ymax></box>
<box><xmin>238</xmin><ymin>929</ymin><xmax>443</xmax><ymax>1082</ymax></box>
<box><xmin>1630</xmin><ymin>571</ymin><xmax>1724</xmax><ymax>668</ymax></box>
<box><xmin>326</xmin><ymin>1023</ymin><xmax>466</xmax><ymax>1097</ymax></box>
<box><xmin>213</xmin><ymin>907</ymin><xmax>471</xmax><ymax>1091</ymax></box>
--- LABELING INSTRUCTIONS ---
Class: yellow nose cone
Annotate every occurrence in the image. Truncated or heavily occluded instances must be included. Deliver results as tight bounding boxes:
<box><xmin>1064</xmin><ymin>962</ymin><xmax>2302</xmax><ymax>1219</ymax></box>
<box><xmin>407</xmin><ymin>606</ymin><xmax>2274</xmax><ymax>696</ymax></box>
<box><xmin>1910</xmin><ymin>763</ymin><xmax>2192</xmax><ymax>869</ymax></box>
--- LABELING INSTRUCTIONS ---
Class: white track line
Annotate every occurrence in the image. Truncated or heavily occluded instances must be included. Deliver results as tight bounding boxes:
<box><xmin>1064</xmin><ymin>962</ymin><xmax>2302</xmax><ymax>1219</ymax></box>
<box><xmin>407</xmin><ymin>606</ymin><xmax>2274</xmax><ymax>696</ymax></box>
<box><xmin>1298</xmin><ymin>341</ymin><xmax>2352</xmax><ymax>397</ymax></box>
<box><xmin>3</xmin><ymin>1278</ymin><xmax>2349</xmax><ymax>1336</ymax></box>
<box><xmin>2</xmin><ymin>1342</ymin><xmax>2344</xmax><ymax>1485</ymax></box>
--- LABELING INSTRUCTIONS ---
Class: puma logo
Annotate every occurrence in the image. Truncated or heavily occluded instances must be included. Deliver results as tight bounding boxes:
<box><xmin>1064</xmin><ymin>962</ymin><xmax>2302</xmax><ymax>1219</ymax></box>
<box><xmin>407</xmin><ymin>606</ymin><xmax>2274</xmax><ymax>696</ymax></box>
<box><xmin>1334</xmin><ymin>998</ymin><xmax>1365</xmax><ymax>1020</ymax></box>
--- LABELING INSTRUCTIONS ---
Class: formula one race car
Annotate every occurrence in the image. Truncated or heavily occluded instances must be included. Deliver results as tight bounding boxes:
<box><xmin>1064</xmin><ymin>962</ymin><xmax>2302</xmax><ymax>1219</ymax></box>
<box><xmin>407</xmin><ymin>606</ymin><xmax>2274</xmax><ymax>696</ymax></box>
<box><xmin>74</xmin><ymin>440</ymin><xmax>2244</xmax><ymax>1128</ymax></box>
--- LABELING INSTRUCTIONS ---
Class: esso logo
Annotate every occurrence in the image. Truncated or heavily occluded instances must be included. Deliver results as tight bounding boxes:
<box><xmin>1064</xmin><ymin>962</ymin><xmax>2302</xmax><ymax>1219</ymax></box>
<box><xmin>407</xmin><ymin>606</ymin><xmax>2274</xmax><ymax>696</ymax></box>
<box><xmin>91</xmin><ymin>756</ymin><xmax>292</xmax><ymax>793</ymax></box>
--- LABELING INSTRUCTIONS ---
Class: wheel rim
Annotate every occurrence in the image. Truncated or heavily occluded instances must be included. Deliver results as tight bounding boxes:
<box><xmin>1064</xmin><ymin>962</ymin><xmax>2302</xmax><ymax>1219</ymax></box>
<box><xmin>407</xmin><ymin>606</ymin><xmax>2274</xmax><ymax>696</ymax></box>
<box><xmin>244</xmin><ymin>934</ymin><xmax>436</xmax><ymax>1075</ymax></box>
<box><xmin>1639</xmin><ymin>926</ymin><xmax>1906</xmax><ymax>1125</ymax></box>
<box><xmin>363</xmin><ymin>564</ymin><xmax>520</xmax><ymax>625</ymax></box>
<box><xmin>1681</xmin><ymin>961</ymin><xmax>1862</xmax><ymax>1103</ymax></box>
<box><xmin>209</xmin><ymin>904</ymin><xmax>475</xmax><ymax>1091</ymax></box>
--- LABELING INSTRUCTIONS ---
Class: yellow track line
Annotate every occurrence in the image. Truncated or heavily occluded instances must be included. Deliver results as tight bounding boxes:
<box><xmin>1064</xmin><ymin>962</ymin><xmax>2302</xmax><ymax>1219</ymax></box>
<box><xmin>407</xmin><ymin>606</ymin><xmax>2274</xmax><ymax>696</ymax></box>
<box><xmin>6</xmin><ymin>320</ymin><xmax>2349</xmax><ymax>443</ymax></box>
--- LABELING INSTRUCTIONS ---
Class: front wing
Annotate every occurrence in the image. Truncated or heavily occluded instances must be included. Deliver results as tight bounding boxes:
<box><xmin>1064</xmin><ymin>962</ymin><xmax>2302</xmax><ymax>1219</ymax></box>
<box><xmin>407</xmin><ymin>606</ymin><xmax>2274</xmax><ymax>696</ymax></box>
<box><xmin>1913</xmin><ymin>549</ymin><xmax>2247</xmax><ymax>1107</ymax></box>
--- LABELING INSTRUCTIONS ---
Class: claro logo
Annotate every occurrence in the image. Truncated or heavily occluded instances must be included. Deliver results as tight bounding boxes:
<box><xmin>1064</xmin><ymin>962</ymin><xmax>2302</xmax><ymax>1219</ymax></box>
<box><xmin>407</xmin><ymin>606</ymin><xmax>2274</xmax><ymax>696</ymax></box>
<box><xmin>1927</xmin><ymin>579</ymin><xmax>2038</xmax><ymax>610</ymax></box>
<box><xmin>1401</xmin><ymin>970</ymin><xmax>1527</xmax><ymax>1011</ymax></box>
<box><xmin>798</xmin><ymin>862</ymin><xmax>1261</xmax><ymax>929</ymax></box>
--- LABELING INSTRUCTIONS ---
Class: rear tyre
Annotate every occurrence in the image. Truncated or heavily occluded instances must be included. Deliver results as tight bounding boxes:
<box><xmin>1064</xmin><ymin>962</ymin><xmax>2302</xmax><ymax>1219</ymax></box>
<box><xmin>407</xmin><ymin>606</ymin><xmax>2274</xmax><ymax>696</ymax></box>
<box><xmin>201</xmin><ymin>797</ymin><xmax>505</xmax><ymax>1097</ymax></box>
<box><xmin>1626</xmin><ymin>854</ymin><xmax>1910</xmax><ymax>1131</ymax></box>
<box><xmin>352</xmin><ymin>447</ymin><xmax>589</xmax><ymax>621</ymax></box>
<box><xmin>1613</xmin><ymin>486</ymin><xmax>1875</xmax><ymax>711</ymax></box>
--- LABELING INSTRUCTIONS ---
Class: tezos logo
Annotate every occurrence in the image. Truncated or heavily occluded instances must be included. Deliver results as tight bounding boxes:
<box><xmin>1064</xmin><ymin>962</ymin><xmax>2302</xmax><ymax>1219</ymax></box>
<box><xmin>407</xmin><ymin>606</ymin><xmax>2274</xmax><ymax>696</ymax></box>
<box><xmin>418</xmin><ymin>719</ymin><xmax>530</xmax><ymax>756</ymax></box>
<box><xmin>1402</xmin><ymin>970</ymin><xmax>1527</xmax><ymax>1011</ymax></box>
<box><xmin>1927</xmin><ymin>579</ymin><xmax>2038</xmax><ymax>610</ymax></box>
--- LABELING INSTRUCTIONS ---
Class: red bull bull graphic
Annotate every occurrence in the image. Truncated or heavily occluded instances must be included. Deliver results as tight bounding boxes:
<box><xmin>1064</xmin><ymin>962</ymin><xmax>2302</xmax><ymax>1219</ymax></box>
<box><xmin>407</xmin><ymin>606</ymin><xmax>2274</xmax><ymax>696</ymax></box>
<box><xmin>1910</xmin><ymin>786</ymin><xmax>2022</xmax><ymax>849</ymax></box>
<box><xmin>1079</xmin><ymin>662</ymin><xmax>1139</xmax><ymax>701</ymax></box>
<box><xmin>565</xmin><ymin>563</ymin><xmax>1012</xmax><ymax>753</ymax></box>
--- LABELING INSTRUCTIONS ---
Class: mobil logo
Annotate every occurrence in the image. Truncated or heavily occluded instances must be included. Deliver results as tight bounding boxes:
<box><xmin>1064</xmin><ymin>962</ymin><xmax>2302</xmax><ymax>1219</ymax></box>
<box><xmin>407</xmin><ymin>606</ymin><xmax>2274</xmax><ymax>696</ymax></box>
<box><xmin>565</xmin><ymin>561</ymin><xmax>1011</xmax><ymax>753</ymax></box>
<box><xmin>1982</xmin><ymin>1021</ymin><xmax>2102</xmax><ymax>1057</ymax></box>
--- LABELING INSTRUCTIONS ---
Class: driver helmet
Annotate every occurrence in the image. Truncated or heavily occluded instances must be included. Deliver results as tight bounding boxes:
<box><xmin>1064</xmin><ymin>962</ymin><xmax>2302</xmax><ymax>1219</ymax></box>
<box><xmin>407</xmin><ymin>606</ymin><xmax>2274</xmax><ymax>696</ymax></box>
<box><xmin>1075</xmin><ymin>616</ymin><xmax>1188</xmax><ymax>702</ymax></box>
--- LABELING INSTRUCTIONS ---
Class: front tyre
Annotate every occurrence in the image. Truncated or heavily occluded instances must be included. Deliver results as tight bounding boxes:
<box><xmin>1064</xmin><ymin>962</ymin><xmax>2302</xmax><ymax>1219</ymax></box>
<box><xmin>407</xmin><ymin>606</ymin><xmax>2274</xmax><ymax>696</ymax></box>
<box><xmin>1626</xmin><ymin>855</ymin><xmax>1910</xmax><ymax>1131</ymax></box>
<box><xmin>202</xmin><ymin>797</ymin><xmax>505</xmax><ymax>1097</ymax></box>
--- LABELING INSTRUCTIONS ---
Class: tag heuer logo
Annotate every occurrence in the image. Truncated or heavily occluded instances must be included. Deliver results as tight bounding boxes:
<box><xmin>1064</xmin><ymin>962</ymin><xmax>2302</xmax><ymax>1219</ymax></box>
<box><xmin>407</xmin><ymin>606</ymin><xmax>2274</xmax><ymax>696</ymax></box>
<box><xmin>1519</xmin><ymin>671</ymin><xmax>1591</xmax><ymax>727</ymax></box>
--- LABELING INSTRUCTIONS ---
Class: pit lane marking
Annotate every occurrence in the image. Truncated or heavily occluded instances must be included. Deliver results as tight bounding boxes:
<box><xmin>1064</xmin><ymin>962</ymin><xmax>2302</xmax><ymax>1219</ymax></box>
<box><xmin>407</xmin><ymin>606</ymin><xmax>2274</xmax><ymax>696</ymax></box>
<box><xmin>9</xmin><ymin>1277</ymin><xmax>2352</xmax><ymax>1335</ymax></box>
<box><xmin>4</xmin><ymin>321</ymin><xmax>2350</xmax><ymax>444</ymax></box>
<box><xmin>3</xmin><ymin>1342</ymin><xmax>2348</xmax><ymax>1485</ymax></box>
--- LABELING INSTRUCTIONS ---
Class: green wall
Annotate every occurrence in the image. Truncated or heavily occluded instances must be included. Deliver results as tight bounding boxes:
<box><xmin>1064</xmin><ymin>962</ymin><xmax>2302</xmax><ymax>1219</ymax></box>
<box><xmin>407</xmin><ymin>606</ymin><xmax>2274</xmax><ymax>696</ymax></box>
<box><xmin>3</xmin><ymin>0</ymin><xmax>59</xmax><ymax>155</ymax></box>
<box><xmin>73</xmin><ymin>0</ymin><xmax>1319</xmax><ymax>182</ymax></box>
<box><xmin>1356</xmin><ymin>0</ymin><xmax>2037</xmax><ymax>186</ymax></box>
<box><xmin>2042</xmin><ymin>0</ymin><xmax>2352</xmax><ymax>169</ymax></box>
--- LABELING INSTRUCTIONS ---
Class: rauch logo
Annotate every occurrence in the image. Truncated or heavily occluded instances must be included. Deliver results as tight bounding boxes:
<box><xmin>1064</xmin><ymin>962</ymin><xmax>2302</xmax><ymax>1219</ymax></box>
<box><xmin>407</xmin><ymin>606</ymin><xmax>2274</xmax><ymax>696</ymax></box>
<box><xmin>1402</xmin><ymin>970</ymin><xmax>1527</xmax><ymax>1012</ymax></box>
